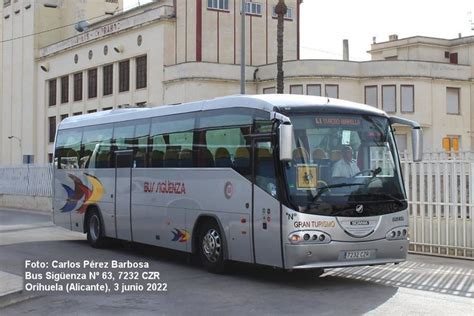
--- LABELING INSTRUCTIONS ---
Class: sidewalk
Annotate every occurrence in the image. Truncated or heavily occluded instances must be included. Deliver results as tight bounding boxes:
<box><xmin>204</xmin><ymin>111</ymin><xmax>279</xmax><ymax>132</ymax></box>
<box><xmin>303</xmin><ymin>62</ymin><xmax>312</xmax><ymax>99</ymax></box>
<box><xmin>0</xmin><ymin>271</ymin><xmax>23</xmax><ymax>308</ymax></box>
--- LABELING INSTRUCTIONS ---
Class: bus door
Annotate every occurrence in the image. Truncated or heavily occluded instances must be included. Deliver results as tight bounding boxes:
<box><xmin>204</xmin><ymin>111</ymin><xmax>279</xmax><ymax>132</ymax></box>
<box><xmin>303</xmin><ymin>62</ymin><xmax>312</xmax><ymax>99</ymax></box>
<box><xmin>252</xmin><ymin>138</ymin><xmax>283</xmax><ymax>267</ymax></box>
<box><xmin>114</xmin><ymin>150</ymin><xmax>133</xmax><ymax>241</ymax></box>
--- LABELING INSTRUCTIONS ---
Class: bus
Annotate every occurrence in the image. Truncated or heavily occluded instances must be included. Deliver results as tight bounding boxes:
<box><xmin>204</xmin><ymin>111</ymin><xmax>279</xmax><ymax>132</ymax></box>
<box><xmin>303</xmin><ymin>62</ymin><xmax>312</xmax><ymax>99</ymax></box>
<box><xmin>53</xmin><ymin>94</ymin><xmax>422</xmax><ymax>273</ymax></box>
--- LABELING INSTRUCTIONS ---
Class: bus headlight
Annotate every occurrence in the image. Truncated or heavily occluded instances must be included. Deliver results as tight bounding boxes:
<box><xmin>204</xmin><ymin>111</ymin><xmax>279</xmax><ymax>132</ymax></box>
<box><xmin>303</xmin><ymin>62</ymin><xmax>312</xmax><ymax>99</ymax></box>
<box><xmin>288</xmin><ymin>231</ymin><xmax>331</xmax><ymax>244</ymax></box>
<box><xmin>386</xmin><ymin>226</ymin><xmax>409</xmax><ymax>240</ymax></box>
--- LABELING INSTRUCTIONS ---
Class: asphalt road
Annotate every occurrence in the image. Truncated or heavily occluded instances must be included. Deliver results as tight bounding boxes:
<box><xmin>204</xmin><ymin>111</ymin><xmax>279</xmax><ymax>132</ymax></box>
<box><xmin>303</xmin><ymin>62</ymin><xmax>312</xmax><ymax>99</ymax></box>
<box><xmin>0</xmin><ymin>208</ymin><xmax>472</xmax><ymax>315</ymax></box>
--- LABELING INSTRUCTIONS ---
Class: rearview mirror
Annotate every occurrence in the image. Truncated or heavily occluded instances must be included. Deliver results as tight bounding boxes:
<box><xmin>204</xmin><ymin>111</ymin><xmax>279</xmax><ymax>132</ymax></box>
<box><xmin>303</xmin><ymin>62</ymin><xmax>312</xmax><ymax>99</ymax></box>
<box><xmin>279</xmin><ymin>123</ymin><xmax>294</xmax><ymax>161</ymax></box>
<box><xmin>389</xmin><ymin>116</ymin><xmax>423</xmax><ymax>162</ymax></box>
<box><xmin>412</xmin><ymin>128</ymin><xmax>423</xmax><ymax>162</ymax></box>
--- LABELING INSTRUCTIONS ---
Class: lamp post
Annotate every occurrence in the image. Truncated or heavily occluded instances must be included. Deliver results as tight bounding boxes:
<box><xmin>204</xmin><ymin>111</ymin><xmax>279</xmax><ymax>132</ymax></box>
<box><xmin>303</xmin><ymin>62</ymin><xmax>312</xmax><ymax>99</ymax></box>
<box><xmin>8</xmin><ymin>136</ymin><xmax>22</xmax><ymax>163</ymax></box>
<box><xmin>240</xmin><ymin>0</ymin><xmax>246</xmax><ymax>94</ymax></box>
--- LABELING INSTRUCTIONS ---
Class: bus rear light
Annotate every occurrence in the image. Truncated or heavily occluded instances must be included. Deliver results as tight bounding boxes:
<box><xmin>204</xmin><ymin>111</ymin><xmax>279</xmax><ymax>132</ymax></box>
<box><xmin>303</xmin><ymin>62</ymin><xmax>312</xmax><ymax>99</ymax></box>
<box><xmin>303</xmin><ymin>234</ymin><xmax>310</xmax><ymax>241</ymax></box>
<box><xmin>387</xmin><ymin>227</ymin><xmax>408</xmax><ymax>240</ymax></box>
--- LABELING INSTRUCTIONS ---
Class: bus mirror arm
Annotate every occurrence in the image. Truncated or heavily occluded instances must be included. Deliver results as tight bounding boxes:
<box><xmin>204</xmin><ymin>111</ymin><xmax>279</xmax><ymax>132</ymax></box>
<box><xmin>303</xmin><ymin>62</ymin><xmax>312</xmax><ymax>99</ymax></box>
<box><xmin>389</xmin><ymin>116</ymin><xmax>423</xmax><ymax>162</ymax></box>
<box><xmin>272</xmin><ymin>113</ymin><xmax>294</xmax><ymax>162</ymax></box>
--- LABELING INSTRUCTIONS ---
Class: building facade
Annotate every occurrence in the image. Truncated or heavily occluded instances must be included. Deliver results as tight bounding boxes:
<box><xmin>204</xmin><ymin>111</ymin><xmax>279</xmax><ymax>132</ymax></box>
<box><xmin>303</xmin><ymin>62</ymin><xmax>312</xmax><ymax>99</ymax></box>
<box><xmin>1</xmin><ymin>0</ymin><xmax>473</xmax><ymax>164</ymax></box>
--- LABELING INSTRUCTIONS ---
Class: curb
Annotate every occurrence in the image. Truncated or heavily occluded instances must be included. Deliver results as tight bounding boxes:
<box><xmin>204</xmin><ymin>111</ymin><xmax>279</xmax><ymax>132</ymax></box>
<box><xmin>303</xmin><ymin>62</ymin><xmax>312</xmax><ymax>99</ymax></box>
<box><xmin>0</xmin><ymin>290</ymin><xmax>37</xmax><ymax>309</ymax></box>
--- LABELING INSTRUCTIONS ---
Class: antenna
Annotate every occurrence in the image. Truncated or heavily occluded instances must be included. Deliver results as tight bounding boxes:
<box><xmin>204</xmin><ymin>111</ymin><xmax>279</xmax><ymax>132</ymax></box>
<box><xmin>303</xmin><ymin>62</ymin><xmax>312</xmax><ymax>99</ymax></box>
<box><xmin>74</xmin><ymin>20</ymin><xmax>90</xmax><ymax>33</ymax></box>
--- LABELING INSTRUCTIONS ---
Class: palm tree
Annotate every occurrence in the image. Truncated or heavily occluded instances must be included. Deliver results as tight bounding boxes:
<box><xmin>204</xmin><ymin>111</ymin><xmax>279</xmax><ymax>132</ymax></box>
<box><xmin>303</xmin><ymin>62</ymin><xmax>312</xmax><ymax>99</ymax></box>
<box><xmin>275</xmin><ymin>0</ymin><xmax>287</xmax><ymax>94</ymax></box>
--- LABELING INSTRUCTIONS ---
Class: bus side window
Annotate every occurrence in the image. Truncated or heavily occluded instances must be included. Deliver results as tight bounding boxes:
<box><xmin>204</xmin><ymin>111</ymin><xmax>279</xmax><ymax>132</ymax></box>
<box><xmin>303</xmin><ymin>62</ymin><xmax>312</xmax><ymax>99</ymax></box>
<box><xmin>255</xmin><ymin>142</ymin><xmax>277</xmax><ymax>197</ymax></box>
<box><xmin>82</xmin><ymin>124</ymin><xmax>113</xmax><ymax>169</ymax></box>
<box><xmin>55</xmin><ymin>128</ymin><xmax>82</xmax><ymax>169</ymax></box>
<box><xmin>132</xmin><ymin>119</ymin><xmax>150</xmax><ymax>168</ymax></box>
<box><xmin>150</xmin><ymin>114</ymin><xmax>196</xmax><ymax>168</ymax></box>
<box><xmin>204</xmin><ymin>127</ymin><xmax>251</xmax><ymax>177</ymax></box>
<box><xmin>113</xmin><ymin>122</ymin><xmax>135</xmax><ymax>152</ymax></box>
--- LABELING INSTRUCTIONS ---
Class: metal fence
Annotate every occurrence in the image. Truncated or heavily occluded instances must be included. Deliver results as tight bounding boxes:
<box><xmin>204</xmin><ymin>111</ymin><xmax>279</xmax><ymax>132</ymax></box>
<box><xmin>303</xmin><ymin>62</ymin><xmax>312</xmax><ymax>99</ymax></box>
<box><xmin>401</xmin><ymin>151</ymin><xmax>474</xmax><ymax>259</ymax></box>
<box><xmin>0</xmin><ymin>153</ymin><xmax>473</xmax><ymax>259</ymax></box>
<box><xmin>0</xmin><ymin>164</ymin><xmax>53</xmax><ymax>197</ymax></box>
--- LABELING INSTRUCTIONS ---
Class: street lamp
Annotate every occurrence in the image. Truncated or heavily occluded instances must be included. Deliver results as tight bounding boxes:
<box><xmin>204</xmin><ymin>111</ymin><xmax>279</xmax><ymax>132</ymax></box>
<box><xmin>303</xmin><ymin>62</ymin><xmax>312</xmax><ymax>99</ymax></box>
<box><xmin>7</xmin><ymin>135</ymin><xmax>22</xmax><ymax>147</ymax></box>
<box><xmin>7</xmin><ymin>136</ymin><xmax>22</xmax><ymax>160</ymax></box>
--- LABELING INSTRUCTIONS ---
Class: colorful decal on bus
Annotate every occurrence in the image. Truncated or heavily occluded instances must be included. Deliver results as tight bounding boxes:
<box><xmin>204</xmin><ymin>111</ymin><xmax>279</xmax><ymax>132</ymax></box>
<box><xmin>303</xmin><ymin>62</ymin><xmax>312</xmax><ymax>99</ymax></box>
<box><xmin>60</xmin><ymin>173</ymin><xmax>104</xmax><ymax>214</ymax></box>
<box><xmin>171</xmin><ymin>229</ymin><xmax>190</xmax><ymax>243</ymax></box>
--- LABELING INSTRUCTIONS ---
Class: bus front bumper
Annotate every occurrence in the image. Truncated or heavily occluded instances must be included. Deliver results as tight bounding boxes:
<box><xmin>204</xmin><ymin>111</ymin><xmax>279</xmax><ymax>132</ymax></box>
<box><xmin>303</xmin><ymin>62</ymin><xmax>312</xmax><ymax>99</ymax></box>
<box><xmin>284</xmin><ymin>239</ymin><xmax>408</xmax><ymax>269</ymax></box>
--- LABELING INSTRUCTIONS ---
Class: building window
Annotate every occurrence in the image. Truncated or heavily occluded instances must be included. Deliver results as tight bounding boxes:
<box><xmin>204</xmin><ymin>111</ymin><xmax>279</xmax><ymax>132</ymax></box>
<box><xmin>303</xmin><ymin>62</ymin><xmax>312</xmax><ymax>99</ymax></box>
<box><xmin>290</xmin><ymin>85</ymin><xmax>303</xmax><ymax>95</ymax></box>
<box><xmin>103</xmin><ymin>64</ymin><xmax>113</xmax><ymax>96</ymax></box>
<box><xmin>364</xmin><ymin>86</ymin><xmax>377</xmax><ymax>107</ymax></box>
<box><xmin>48</xmin><ymin>116</ymin><xmax>56</xmax><ymax>143</ymax></box>
<box><xmin>245</xmin><ymin>2</ymin><xmax>262</xmax><ymax>15</ymax></box>
<box><xmin>48</xmin><ymin>154</ymin><xmax>53</xmax><ymax>163</ymax></box>
<box><xmin>382</xmin><ymin>85</ymin><xmax>396</xmax><ymax>113</ymax></box>
<box><xmin>307</xmin><ymin>84</ymin><xmax>321</xmax><ymax>96</ymax></box>
<box><xmin>442</xmin><ymin>135</ymin><xmax>461</xmax><ymax>152</ymax></box>
<box><xmin>73</xmin><ymin>73</ymin><xmax>83</xmax><ymax>102</ymax></box>
<box><xmin>272</xmin><ymin>6</ymin><xmax>293</xmax><ymax>19</ymax></box>
<box><xmin>263</xmin><ymin>87</ymin><xmax>275</xmax><ymax>94</ymax></box>
<box><xmin>48</xmin><ymin>79</ymin><xmax>57</xmax><ymax>106</ymax></box>
<box><xmin>23</xmin><ymin>155</ymin><xmax>35</xmax><ymax>164</ymax></box>
<box><xmin>136</xmin><ymin>56</ymin><xmax>147</xmax><ymax>89</ymax></box>
<box><xmin>88</xmin><ymin>109</ymin><xmax>97</xmax><ymax>113</ymax></box>
<box><xmin>119</xmin><ymin>60</ymin><xmax>130</xmax><ymax>92</ymax></box>
<box><xmin>60</xmin><ymin>114</ymin><xmax>68</xmax><ymax>121</ymax></box>
<box><xmin>446</xmin><ymin>87</ymin><xmax>460</xmax><ymax>115</ymax></box>
<box><xmin>103</xmin><ymin>107</ymin><xmax>113</xmax><ymax>111</ymax></box>
<box><xmin>325</xmin><ymin>85</ymin><xmax>338</xmax><ymax>98</ymax></box>
<box><xmin>207</xmin><ymin>0</ymin><xmax>229</xmax><ymax>10</ymax></box>
<box><xmin>401</xmin><ymin>85</ymin><xmax>414</xmax><ymax>113</ymax></box>
<box><xmin>73</xmin><ymin>112</ymin><xmax>82</xmax><ymax>116</ymax></box>
<box><xmin>449</xmin><ymin>52</ymin><xmax>458</xmax><ymax>64</ymax></box>
<box><xmin>88</xmin><ymin>68</ymin><xmax>97</xmax><ymax>99</ymax></box>
<box><xmin>60</xmin><ymin>76</ymin><xmax>69</xmax><ymax>104</ymax></box>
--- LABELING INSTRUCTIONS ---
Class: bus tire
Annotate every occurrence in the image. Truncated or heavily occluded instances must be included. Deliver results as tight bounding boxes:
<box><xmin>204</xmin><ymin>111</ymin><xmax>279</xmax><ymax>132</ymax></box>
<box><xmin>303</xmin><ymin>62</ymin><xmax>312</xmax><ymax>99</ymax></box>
<box><xmin>198</xmin><ymin>220</ymin><xmax>226</xmax><ymax>273</ymax></box>
<box><xmin>86</xmin><ymin>208</ymin><xmax>108</xmax><ymax>248</ymax></box>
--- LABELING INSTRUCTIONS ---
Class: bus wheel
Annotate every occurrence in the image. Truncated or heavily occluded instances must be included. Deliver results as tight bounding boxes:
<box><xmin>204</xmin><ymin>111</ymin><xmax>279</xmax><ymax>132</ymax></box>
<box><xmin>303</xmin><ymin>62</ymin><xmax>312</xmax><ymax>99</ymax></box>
<box><xmin>198</xmin><ymin>221</ymin><xmax>225</xmax><ymax>273</ymax></box>
<box><xmin>86</xmin><ymin>209</ymin><xmax>108</xmax><ymax>248</ymax></box>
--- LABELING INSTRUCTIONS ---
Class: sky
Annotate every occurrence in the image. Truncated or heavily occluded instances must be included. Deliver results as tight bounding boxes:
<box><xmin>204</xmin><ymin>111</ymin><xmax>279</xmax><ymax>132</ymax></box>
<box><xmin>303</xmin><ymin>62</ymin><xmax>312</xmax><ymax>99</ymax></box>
<box><xmin>124</xmin><ymin>0</ymin><xmax>474</xmax><ymax>61</ymax></box>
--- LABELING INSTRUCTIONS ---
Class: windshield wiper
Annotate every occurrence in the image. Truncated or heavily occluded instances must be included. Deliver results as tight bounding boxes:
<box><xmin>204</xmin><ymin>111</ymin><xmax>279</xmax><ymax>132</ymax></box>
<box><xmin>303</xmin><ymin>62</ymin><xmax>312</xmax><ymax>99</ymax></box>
<box><xmin>367</xmin><ymin>193</ymin><xmax>406</xmax><ymax>206</ymax></box>
<box><xmin>312</xmin><ymin>183</ymin><xmax>365</xmax><ymax>202</ymax></box>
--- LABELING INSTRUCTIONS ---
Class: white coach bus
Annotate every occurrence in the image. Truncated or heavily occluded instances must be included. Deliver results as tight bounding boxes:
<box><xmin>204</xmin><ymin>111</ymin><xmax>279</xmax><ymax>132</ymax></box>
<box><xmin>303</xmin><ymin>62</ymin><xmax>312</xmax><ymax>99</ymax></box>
<box><xmin>53</xmin><ymin>94</ymin><xmax>422</xmax><ymax>273</ymax></box>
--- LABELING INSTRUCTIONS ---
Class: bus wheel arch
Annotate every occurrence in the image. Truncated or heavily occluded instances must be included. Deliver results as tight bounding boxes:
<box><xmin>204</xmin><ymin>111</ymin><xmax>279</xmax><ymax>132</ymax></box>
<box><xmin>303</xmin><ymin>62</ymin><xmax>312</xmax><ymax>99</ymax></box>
<box><xmin>84</xmin><ymin>205</ymin><xmax>109</xmax><ymax>248</ymax></box>
<box><xmin>193</xmin><ymin>215</ymin><xmax>228</xmax><ymax>273</ymax></box>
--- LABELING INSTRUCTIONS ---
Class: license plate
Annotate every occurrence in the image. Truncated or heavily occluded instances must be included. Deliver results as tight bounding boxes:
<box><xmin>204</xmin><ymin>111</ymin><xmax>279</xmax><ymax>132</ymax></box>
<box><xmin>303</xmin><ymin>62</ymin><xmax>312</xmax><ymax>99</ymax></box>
<box><xmin>343</xmin><ymin>250</ymin><xmax>373</xmax><ymax>260</ymax></box>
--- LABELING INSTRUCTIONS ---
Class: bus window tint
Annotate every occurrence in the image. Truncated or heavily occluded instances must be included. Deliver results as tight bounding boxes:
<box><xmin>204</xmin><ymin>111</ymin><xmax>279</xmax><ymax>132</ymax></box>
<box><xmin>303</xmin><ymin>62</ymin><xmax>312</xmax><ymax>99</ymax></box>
<box><xmin>113</xmin><ymin>122</ymin><xmax>135</xmax><ymax>151</ymax></box>
<box><xmin>205</xmin><ymin>127</ymin><xmax>251</xmax><ymax>177</ymax></box>
<box><xmin>55</xmin><ymin>128</ymin><xmax>82</xmax><ymax>169</ymax></box>
<box><xmin>199</xmin><ymin>108</ymin><xmax>254</xmax><ymax>129</ymax></box>
<box><xmin>133</xmin><ymin>119</ymin><xmax>150</xmax><ymax>168</ymax></box>
<box><xmin>151</xmin><ymin>114</ymin><xmax>195</xmax><ymax>135</ymax></box>
<box><xmin>150</xmin><ymin>114</ymin><xmax>196</xmax><ymax>168</ymax></box>
<box><xmin>170</xmin><ymin>132</ymin><xmax>193</xmax><ymax>167</ymax></box>
<box><xmin>82</xmin><ymin>124</ymin><xmax>113</xmax><ymax>168</ymax></box>
<box><xmin>255</xmin><ymin>141</ymin><xmax>277</xmax><ymax>197</ymax></box>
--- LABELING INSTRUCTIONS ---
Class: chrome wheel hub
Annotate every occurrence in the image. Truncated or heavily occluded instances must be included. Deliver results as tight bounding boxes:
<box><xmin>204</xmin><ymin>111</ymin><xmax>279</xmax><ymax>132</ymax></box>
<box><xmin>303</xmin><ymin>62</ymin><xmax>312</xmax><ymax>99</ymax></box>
<box><xmin>202</xmin><ymin>229</ymin><xmax>221</xmax><ymax>263</ymax></box>
<box><xmin>90</xmin><ymin>215</ymin><xmax>100</xmax><ymax>241</ymax></box>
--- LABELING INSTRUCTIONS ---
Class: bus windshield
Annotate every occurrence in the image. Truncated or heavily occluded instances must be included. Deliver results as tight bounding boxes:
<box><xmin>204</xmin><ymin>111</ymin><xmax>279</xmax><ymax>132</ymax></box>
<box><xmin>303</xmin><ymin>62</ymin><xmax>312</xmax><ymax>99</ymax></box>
<box><xmin>283</xmin><ymin>113</ymin><xmax>407</xmax><ymax>217</ymax></box>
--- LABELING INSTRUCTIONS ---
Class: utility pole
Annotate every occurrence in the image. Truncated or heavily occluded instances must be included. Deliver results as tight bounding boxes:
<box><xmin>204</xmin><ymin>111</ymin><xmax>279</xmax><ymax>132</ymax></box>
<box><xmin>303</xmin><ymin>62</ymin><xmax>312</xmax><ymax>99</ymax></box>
<box><xmin>240</xmin><ymin>0</ymin><xmax>246</xmax><ymax>94</ymax></box>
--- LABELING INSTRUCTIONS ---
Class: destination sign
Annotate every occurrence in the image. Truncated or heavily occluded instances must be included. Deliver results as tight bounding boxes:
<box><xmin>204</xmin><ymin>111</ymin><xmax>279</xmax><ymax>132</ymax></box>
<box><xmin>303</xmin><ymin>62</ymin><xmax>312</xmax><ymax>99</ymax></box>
<box><xmin>315</xmin><ymin>117</ymin><xmax>361</xmax><ymax>126</ymax></box>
